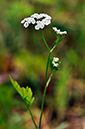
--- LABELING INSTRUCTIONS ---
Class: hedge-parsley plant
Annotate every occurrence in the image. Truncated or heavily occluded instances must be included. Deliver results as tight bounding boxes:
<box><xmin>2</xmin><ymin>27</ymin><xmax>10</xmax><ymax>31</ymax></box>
<box><xmin>10</xmin><ymin>13</ymin><xmax>67</xmax><ymax>129</ymax></box>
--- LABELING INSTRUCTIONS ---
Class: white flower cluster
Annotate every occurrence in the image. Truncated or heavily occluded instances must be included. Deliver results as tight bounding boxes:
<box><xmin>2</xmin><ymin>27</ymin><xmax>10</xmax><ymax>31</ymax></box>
<box><xmin>21</xmin><ymin>13</ymin><xmax>52</xmax><ymax>30</ymax></box>
<box><xmin>52</xmin><ymin>27</ymin><xmax>67</xmax><ymax>35</ymax></box>
<box><xmin>52</xmin><ymin>57</ymin><xmax>59</xmax><ymax>67</ymax></box>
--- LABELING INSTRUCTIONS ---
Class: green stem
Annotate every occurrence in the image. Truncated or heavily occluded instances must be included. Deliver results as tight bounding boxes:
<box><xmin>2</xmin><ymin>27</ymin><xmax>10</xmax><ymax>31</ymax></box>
<box><xmin>39</xmin><ymin>31</ymin><xmax>65</xmax><ymax>129</ymax></box>
<box><xmin>45</xmin><ymin>52</ymin><xmax>51</xmax><ymax>84</ymax></box>
<box><xmin>39</xmin><ymin>71</ymin><xmax>54</xmax><ymax>129</ymax></box>
<box><xmin>23</xmin><ymin>100</ymin><xmax>38</xmax><ymax>129</ymax></box>
<box><xmin>40</xmin><ymin>29</ymin><xmax>50</xmax><ymax>52</ymax></box>
<box><xmin>39</xmin><ymin>30</ymin><xmax>52</xmax><ymax>129</ymax></box>
<box><xmin>50</xmin><ymin>36</ymin><xmax>65</xmax><ymax>53</ymax></box>
<box><xmin>39</xmin><ymin>52</ymin><xmax>51</xmax><ymax>129</ymax></box>
<box><xmin>50</xmin><ymin>38</ymin><xmax>59</xmax><ymax>53</ymax></box>
<box><xmin>46</xmin><ymin>71</ymin><xmax>55</xmax><ymax>87</ymax></box>
<box><xmin>28</xmin><ymin>108</ymin><xmax>38</xmax><ymax>129</ymax></box>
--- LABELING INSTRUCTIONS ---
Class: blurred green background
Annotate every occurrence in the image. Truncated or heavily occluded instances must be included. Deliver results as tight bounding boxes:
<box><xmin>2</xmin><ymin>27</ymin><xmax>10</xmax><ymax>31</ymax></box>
<box><xmin>0</xmin><ymin>0</ymin><xmax>85</xmax><ymax>129</ymax></box>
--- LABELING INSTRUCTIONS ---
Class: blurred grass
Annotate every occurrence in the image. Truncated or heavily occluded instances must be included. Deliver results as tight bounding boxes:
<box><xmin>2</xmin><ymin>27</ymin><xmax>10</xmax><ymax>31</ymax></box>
<box><xmin>0</xmin><ymin>84</ymin><xmax>23</xmax><ymax>129</ymax></box>
<box><xmin>0</xmin><ymin>0</ymin><xmax>85</xmax><ymax>129</ymax></box>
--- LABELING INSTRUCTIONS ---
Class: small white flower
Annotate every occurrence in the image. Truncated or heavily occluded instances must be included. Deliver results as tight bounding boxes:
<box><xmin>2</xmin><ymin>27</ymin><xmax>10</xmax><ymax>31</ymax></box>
<box><xmin>52</xmin><ymin>27</ymin><xmax>57</xmax><ymax>31</ymax></box>
<box><xmin>26</xmin><ymin>18</ymin><xmax>31</xmax><ymax>24</ymax></box>
<box><xmin>26</xmin><ymin>18</ymin><xmax>35</xmax><ymax>24</ymax></box>
<box><xmin>43</xmin><ymin>14</ymin><xmax>52</xmax><ymax>19</ymax></box>
<box><xmin>21</xmin><ymin>18</ymin><xmax>29</xmax><ymax>24</ymax></box>
<box><xmin>42</xmin><ymin>19</ymin><xmax>51</xmax><ymax>26</ymax></box>
<box><xmin>52</xmin><ymin>57</ymin><xmax>60</xmax><ymax>68</ymax></box>
<box><xmin>62</xmin><ymin>31</ymin><xmax>67</xmax><ymax>34</ymax></box>
<box><xmin>31</xmin><ymin>18</ymin><xmax>36</xmax><ymax>24</ymax></box>
<box><xmin>53</xmin><ymin>62</ymin><xmax>59</xmax><ymax>67</ymax></box>
<box><xmin>35</xmin><ymin>21</ymin><xmax>45</xmax><ymax>30</ymax></box>
<box><xmin>21</xmin><ymin>13</ymin><xmax>51</xmax><ymax>30</ymax></box>
<box><xmin>40</xmin><ymin>23</ymin><xmax>45</xmax><ymax>29</ymax></box>
<box><xmin>21</xmin><ymin>19</ymin><xmax>25</xmax><ymax>24</ymax></box>
<box><xmin>31</xmin><ymin>13</ymin><xmax>39</xmax><ymax>18</ymax></box>
<box><xmin>36</xmin><ymin>14</ymin><xmax>43</xmax><ymax>19</ymax></box>
<box><xmin>53</xmin><ymin>57</ymin><xmax>59</xmax><ymax>62</ymax></box>
<box><xmin>52</xmin><ymin>27</ymin><xmax>67</xmax><ymax>35</ymax></box>
<box><xmin>35</xmin><ymin>25</ymin><xmax>40</xmax><ymax>30</ymax></box>
<box><xmin>24</xmin><ymin>22</ymin><xmax>29</xmax><ymax>28</ymax></box>
<box><xmin>36</xmin><ymin>21</ymin><xmax>41</xmax><ymax>24</ymax></box>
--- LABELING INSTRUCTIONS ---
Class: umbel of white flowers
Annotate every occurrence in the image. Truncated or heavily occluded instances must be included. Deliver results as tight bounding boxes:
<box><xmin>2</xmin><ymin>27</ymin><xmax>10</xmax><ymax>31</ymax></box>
<box><xmin>21</xmin><ymin>13</ymin><xmax>52</xmax><ymax>30</ymax></box>
<box><xmin>52</xmin><ymin>57</ymin><xmax>60</xmax><ymax>67</ymax></box>
<box><xmin>52</xmin><ymin>27</ymin><xmax>67</xmax><ymax>35</ymax></box>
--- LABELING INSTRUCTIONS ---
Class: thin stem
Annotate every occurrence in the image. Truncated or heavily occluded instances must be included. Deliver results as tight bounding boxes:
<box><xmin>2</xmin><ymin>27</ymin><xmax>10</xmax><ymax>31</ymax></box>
<box><xmin>39</xmin><ymin>86</ymin><xmax>47</xmax><ymax>129</ymax></box>
<box><xmin>23</xmin><ymin>99</ymin><xmax>38</xmax><ymax>129</ymax></box>
<box><xmin>45</xmin><ymin>52</ymin><xmax>51</xmax><ymax>84</ymax></box>
<box><xmin>28</xmin><ymin>108</ymin><xmax>38</xmax><ymax>129</ymax></box>
<box><xmin>39</xmin><ymin>32</ymin><xmax>65</xmax><ymax>129</ymax></box>
<box><xmin>39</xmin><ymin>32</ymin><xmax>51</xmax><ymax>128</ymax></box>
<box><xmin>39</xmin><ymin>52</ymin><xmax>51</xmax><ymax>129</ymax></box>
<box><xmin>39</xmin><ymin>71</ymin><xmax>54</xmax><ymax>129</ymax></box>
<box><xmin>46</xmin><ymin>71</ymin><xmax>55</xmax><ymax>87</ymax></box>
<box><xmin>50</xmin><ymin>38</ymin><xmax>59</xmax><ymax>53</ymax></box>
<box><xmin>40</xmin><ymin>29</ymin><xmax>50</xmax><ymax>52</ymax></box>
<box><xmin>50</xmin><ymin>36</ymin><xmax>65</xmax><ymax>53</ymax></box>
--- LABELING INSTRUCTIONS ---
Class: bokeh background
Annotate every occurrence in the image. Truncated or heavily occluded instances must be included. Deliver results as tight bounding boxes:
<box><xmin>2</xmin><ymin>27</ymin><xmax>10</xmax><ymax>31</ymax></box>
<box><xmin>0</xmin><ymin>0</ymin><xmax>85</xmax><ymax>129</ymax></box>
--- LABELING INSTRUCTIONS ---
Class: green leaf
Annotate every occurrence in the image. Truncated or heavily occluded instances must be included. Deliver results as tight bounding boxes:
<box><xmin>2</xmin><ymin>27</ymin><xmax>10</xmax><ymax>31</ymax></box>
<box><xmin>30</xmin><ymin>97</ymin><xmax>35</xmax><ymax>105</ymax></box>
<box><xmin>9</xmin><ymin>75</ymin><xmax>35</xmax><ymax>107</ymax></box>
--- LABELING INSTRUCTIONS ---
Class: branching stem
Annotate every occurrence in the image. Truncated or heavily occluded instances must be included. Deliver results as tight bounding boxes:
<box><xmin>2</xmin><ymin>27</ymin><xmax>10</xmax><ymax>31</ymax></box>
<box><xmin>39</xmin><ymin>30</ymin><xmax>64</xmax><ymax>129</ymax></box>
<box><xmin>40</xmin><ymin>29</ymin><xmax>50</xmax><ymax>52</ymax></box>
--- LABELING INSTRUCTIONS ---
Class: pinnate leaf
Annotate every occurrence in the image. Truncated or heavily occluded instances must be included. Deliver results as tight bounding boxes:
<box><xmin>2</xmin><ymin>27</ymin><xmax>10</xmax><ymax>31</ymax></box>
<box><xmin>9</xmin><ymin>75</ymin><xmax>35</xmax><ymax>107</ymax></box>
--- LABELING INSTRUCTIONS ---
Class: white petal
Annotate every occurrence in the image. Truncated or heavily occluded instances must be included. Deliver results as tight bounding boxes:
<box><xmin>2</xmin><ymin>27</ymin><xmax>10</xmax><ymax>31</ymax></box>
<box><xmin>36</xmin><ymin>21</ymin><xmax>41</xmax><ymax>24</ymax></box>
<box><xmin>31</xmin><ymin>13</ymin><xmax>39</xmax><ymax>19</ymax></box>
<box><xmin>24</xmin><ymin>22</ymin><xmax>29</xmax><ymax>28</ymax></box>
<box><xmin>40</xmin><ymin>23</ymin><xmax>44</xmax><ymax>29</ymax></box>
<box><xmin>57</xmin><ymin>29</ymin><xmax>60</xmax><ymax>32</ymax></box>
<box><xmin>53</xmin><ymin>57</ymin><xmax>59</xmax><ymax>62</ymax></box>
<box><xmin>52</xmin><ymin>61</ymin><xmax>59</xmax><ymax>67</ymax></box>
<box><xmin>27</xmin><ymin>18</ymin><xmax>32</xmax><ymax>24</ymax></box>
<box><xmin>37</xmin><ymin>14</ymin><xmax>43</xmax><ymax>19</ymax></box>
<box><xmin>31</xmin><ymin>19</ymin><xmax>36</xmax><ymax>24</ymax></box>
<box><xmin>43</xmin><ymin>14</ymin><xmax>51</xmax><ymax>19</ymax></box>
<box><xmin>42</xmin><ymin>19</ymin><xmax>47</xmax><ymax>25</ymax></box>
<box><xmin>43</xmin><ymin>19</ymin><xmax>51</xmax><ymax>25</ymax></box>
<box><xmin>21</xmin><ymin>19</ymin><xmax>25</xmax><ymax>24</ymax></box>
<box><xmin>46</xmin><ymin>15</ymin><xmax>52</xmax><ymax>19</ymax></box>
<box><xmin>35</xmin><ymin>25</ymin><xmax>40</xmax><ymax>30</ymax></box>
<box><xmin>58</xmin><ymin>31</ymin><xmax>67</xmax><ymax>35</ymax></box>
<box><xmin>52</xmin><ymin>27</ymin><xmax>57</xmax><ymax>31</ymax></box>
<box><xmin>53</xmin><ymin>63</ymin><xmax>59</xmax><ymax>67</ymax></box>
<box><xmin>63</xmin><ymin>31</ymin><xmax>67</xmax><ymax>34</ymax></box>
